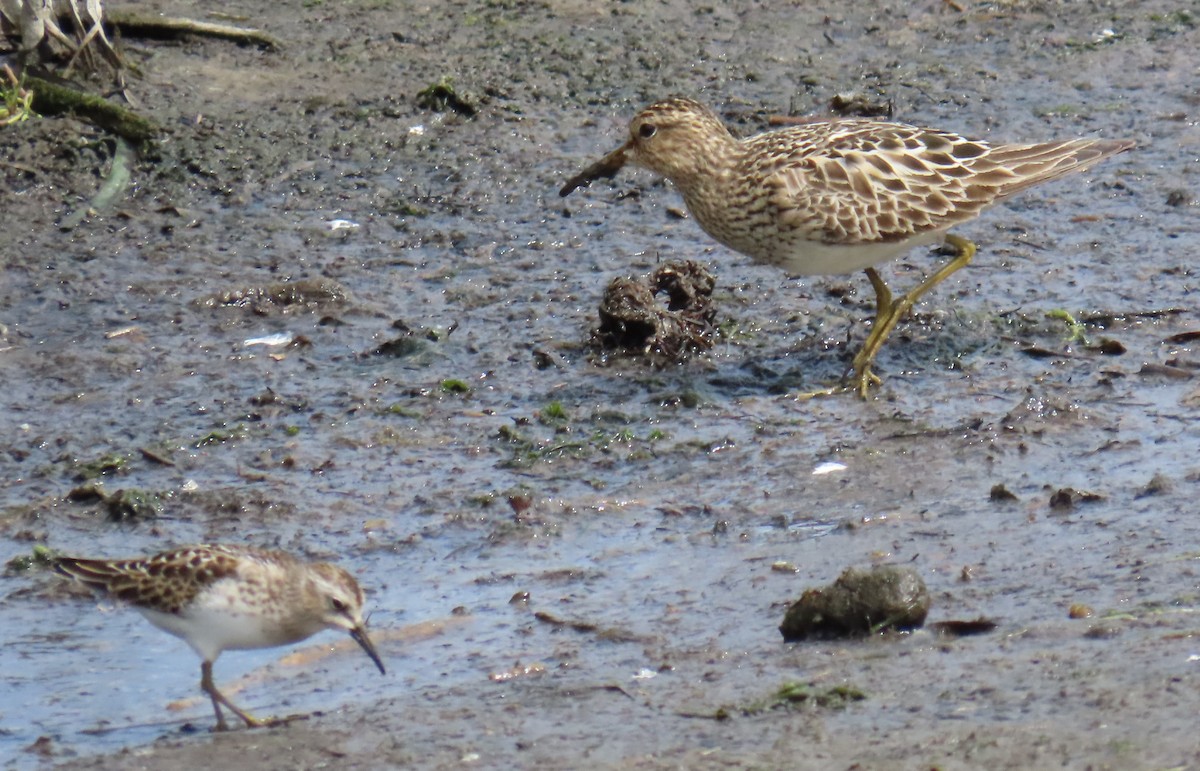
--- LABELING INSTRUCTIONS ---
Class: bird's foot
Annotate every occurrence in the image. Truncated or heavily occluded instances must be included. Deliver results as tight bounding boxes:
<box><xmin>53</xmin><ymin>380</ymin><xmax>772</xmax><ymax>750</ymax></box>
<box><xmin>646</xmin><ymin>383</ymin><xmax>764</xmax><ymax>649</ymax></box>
<box><xmin>787</xmin><ymin>383</ymin><xmax>852</xmax><ymax>401</ymax></box>
<box><xmin>850</xmin><ymin>363</ymin><xmax>883</xmax><ymax>400</ymax></box>
<box><xmin>211</xmin><ymin>711</ymin><xmax>300</xmax><ymax>732</ymax></box>
<box><xmin>786</xmin><ymin>362</ymin><xmax>883</xmax><ymax>401</ymax></box>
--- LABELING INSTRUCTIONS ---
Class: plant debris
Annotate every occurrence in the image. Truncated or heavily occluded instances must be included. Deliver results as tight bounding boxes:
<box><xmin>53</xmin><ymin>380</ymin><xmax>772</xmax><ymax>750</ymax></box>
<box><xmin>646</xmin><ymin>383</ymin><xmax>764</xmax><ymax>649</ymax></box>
<box><xmin>415</xmin><ymin>78</ymin><xmax>478</xmax><ymax>117</ymax></box>
<box><xmin>593</xmin><ymin>260</ymin><xmax>717</xmax><ymax>363</ymax></box>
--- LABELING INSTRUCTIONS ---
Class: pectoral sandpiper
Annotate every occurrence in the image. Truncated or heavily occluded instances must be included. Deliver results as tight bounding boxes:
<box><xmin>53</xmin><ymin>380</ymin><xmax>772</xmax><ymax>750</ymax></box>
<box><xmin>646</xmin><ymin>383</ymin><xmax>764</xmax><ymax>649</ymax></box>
<box><xmin>561</xmin><ymin>97</ymin><xmax>1133</xmax><ymax>397</ymax></box>
<box><xmin>54</xmin><ymin>543</ymin><xmax>386</xmax><ymax>731</ymax></box>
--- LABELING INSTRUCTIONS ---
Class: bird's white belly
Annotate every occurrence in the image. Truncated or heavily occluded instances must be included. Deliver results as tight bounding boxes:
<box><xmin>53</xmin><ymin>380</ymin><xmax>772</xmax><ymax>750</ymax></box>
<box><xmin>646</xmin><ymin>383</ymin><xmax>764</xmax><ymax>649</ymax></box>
<box><xmin>776</xmin><ymin>234</ymin><xmax>944</xmax><ymax>276</ymax></box>
<box><xmin>720</xmin><ymin>228</ymin><xmax>948</xmax><ymax>276</ymax></box>
<box><xmin>138</xmin><ymin>604</ymin><xmax>290</xmax><ymax>661</ymax></box>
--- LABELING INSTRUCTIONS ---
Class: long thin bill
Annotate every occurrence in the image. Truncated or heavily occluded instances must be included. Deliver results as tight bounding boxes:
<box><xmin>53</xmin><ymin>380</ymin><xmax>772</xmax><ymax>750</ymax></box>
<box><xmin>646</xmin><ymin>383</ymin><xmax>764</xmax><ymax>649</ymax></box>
<box><xmin>350</xmin><ymin>625</ymin><xmax>386</xmax><ymax>675</ymax></box>
<box><xmin>559</xmin><ymin>142</ymin><xmax>631</xmax><ymax>197</ymax></box>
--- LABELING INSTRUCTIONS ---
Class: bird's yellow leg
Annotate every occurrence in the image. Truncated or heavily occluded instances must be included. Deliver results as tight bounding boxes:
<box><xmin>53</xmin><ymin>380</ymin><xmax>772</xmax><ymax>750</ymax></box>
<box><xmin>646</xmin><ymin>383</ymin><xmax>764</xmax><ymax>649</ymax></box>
<box><xmin>848</xmin><ymin>234</ymin><xmax>977</xmax><ymax>397</ymax></box>
<box><xmin>201</xmin><ymin>660</ymin><xmax>268</xmax><ymax>731</ymax></box>
<box><xmin>790</xmin><ymin>268</ymin><xmax>892</xmax><ymax>400</ymax></box>
<box><xmin>844</xmin><ymin>267</ymin><xmax>893</xmax><ymax>397</ymax></box>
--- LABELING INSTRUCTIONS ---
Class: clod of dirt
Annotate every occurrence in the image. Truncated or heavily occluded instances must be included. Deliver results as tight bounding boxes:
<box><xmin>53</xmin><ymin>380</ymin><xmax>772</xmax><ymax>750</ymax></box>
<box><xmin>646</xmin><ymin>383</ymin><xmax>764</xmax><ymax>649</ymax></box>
<box><xmin>195</xmin><ymin>278</ymin><xmax>348</xmax><ymax>315</ymax></box>
<box><xmin>21</xmin><ymin>735</ymin><xmax>55</xmax><ymax>759</ymax></box>
<box><xmin>1087</xmin><ymin>337</ymin><xmax>1126</xmax><ymax>355</ymax></box>
<box><xmin>414</xmin><ymin>78</ymin><xmax>479</xmax><ymax>117</ymax></box>
<box><xmin>1164</xmin><ymin>189</ymin><xmax>1193</xmax><ymax>207</ymax></box>
<box><xmin>1068</xmin><ymin>603</ymin><xmax>1094</xmax><ymax>619</ymax></box>
<box><xmin>829</xmin><ymin>92</ymin><xmax>893</xmax><ymax>118</ymax></box>
<box><xmin>1135</xmin><ymin>472</ymin><xmax>1172</xmax><ymax>498</ymax></box>
<box><xmin>989</xmin><ymin>483</ymin><xmax>1018</xmax><ymax>502</ymax></box>
<box><xmin>1048</xmin><ymin>487</ymin><xmax>1105</xmax><ymax>509</ymax></box>
<box><xmin>104</xmin><ymin>489</ymin><xmax>161</xmax><ymax>521</ymax></box>
<box><xmin>593</xmin><ymin>260</ymin><xmax>717</xmax><ymax>363</ymax></box>
<box><xmin>65</xmin><ymin>482</ymin><xmax>161</xmax><ymax>521</ymax></box>
<box><xmin>779</xmin><ymin>565</ymin><xmax>930</xmax><ymax>642</ymax></box>
<box><xmin>1137</xmin><ymin>362</ymin><xmax>1193</xmax><ymax>380</ymax></box>
<box><xmin>926</xmin><ymin>618</ymin><xmax>999</xmax><ymax>637</ymax></box>
<box><xmin>365</xmin><ymin>318</ymin><xmax>450</xmax><ymax>360</ymax></box>
<box><xmin>738</xmin><ymin>682</ymin><xmax>867</xmax><ymax>716</ymax></box>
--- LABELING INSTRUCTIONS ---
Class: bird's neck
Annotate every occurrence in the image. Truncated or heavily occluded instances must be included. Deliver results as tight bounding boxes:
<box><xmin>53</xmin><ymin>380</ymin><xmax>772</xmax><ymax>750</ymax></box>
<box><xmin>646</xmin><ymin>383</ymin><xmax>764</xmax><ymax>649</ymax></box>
<box><xmin>667</xmin><ymin>135</ymin><xmax>739</xmax><ymax>194</ymax></box>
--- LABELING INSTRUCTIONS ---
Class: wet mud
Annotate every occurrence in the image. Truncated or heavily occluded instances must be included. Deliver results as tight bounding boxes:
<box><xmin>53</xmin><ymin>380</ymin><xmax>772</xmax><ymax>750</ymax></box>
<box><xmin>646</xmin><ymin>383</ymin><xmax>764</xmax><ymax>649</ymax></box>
<box><xmin>2</xmin><ymin>0</ymin><xmax>1199</xmax><ymax>769</ymax></box>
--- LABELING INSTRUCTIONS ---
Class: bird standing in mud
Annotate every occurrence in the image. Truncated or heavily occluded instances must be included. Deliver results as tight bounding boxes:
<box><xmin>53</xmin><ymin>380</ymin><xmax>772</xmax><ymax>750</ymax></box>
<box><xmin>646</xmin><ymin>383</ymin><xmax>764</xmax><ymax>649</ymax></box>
<box><xmin>561</xmin><ymin>97</ymin><xmax>1134</xmax><ymax>398</ymax></box>
<box><xmin>54</xmin><ymin>543</ymin><xmax>386</xmax><ymax>731</ymax></box>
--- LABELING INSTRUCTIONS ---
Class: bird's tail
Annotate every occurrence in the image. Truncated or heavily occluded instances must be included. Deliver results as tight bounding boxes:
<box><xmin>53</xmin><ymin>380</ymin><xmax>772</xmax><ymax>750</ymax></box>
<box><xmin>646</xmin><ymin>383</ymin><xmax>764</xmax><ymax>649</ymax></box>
<box><xmin>982</xmin><ymin>138</ymin><xmax>1135</xmax><ymax>200</ymax></box>
<box><xmin>53</xmin><ymin>557</ymin><xmax>130</xmax><ymax>594</ymax></box>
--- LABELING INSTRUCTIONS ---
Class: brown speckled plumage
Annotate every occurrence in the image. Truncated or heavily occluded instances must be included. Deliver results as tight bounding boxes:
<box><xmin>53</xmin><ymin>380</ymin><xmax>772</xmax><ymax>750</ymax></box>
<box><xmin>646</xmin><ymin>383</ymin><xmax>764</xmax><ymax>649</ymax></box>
<box><xmin>561</xmin><ymin>97</ymin><xmax>1134</xmax><ymax>396</ymax></box>
<box><xmin>55</xmin><ymin>544</ymin><xmax>243</xmax><ymax>613</ymax></box>
<box><xmin>54</xmin><ymin>543</ymin><xmax>385</xmax><ymax>731</ymax></box>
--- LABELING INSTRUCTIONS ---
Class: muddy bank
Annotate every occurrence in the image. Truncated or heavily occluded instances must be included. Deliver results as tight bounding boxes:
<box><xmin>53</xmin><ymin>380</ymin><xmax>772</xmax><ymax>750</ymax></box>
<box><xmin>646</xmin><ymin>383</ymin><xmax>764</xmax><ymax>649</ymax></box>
<box><xmin>2</xmin><ymin>1</ymin><xmax>1198</xmax><ymax>769</ymax></box>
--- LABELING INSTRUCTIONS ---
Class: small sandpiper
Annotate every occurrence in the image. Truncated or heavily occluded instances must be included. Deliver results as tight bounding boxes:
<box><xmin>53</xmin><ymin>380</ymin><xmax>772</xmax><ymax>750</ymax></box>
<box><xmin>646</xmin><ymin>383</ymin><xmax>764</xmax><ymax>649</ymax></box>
<box><xmin>54</xmin><ymin>543</ymin><xmax>386</xmax><ymax>731</ymax></box>
<box><xmin>561</xmin><ymin>97</ymin><xmax>1133</xmax><ymax>397</ymax></box>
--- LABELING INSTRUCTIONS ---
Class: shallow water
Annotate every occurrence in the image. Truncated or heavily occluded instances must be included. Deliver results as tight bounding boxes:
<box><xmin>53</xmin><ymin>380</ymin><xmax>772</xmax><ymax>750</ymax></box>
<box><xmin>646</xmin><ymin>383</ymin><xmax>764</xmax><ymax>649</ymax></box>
<box><xmin>2</xmin><ymin>0</ymin><xmax>1200</xmax><ymax>768</ymax></box>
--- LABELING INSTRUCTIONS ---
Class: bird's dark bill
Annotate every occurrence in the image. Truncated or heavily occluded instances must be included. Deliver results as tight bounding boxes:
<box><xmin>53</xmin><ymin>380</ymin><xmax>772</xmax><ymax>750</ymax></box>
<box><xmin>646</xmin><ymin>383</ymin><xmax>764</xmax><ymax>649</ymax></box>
<box><xmin>350</xmin><ymin>626</ymin><xmax>386</xmax><ymax>675</ymax></box>
<box><xmin>559</xmin><ymin>144</ymin><xmax>629</xmax><ymax>197</ymax></box>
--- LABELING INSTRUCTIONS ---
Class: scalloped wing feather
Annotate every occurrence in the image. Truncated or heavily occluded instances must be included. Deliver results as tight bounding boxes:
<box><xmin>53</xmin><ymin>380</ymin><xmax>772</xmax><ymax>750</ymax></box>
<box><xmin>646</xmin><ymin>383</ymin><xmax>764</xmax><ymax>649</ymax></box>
<box><xmin>55</xmin><ymin>545</ymin><xmax>244</xmax><ymax>614</ymax></box>
<box><xmin>758</xmin><ymin>121</ymin><xmax>1132</xmax><ymax>245</ymax></box>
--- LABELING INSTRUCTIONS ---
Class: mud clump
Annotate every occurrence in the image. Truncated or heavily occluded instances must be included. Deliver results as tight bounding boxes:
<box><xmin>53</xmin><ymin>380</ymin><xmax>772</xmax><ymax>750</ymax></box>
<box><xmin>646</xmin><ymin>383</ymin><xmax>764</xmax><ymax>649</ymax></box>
<box><xmin>195</xmin><ymin>277</ymin><xmax>349</xmax><ymax>315</ymax></box>
<box><xmin>414</xmin><ymin>77</ymin><xmax>480</xmax><ymax>117</ymax></box>
<box><xmin>780</xmin><ymin>565</ymin><xmax>929</xmax><ymax>642</ymax></box>
<box><xmin>594</xmin><ymin>260</ymin><xmax>717</xmax><ymax>363</ymax></box>
<box><xmin>364</xmin><ymin>318</ymin><xmax>448</xmax><ymax>361</ymax></box>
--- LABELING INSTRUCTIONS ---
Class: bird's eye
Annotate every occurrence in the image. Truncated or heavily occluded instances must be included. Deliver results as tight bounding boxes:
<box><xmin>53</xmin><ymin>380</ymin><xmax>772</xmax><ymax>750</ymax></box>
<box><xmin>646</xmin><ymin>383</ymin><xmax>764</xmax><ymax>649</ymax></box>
<box><xmin>330</xmin><ymin>597</ymin><xmax>347</xmax><ymax>613</ymax></box>
<box><xmin>638</xmin><ymin>123</ymin><xmax>657</xmax><ymax>139</ymax></box>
